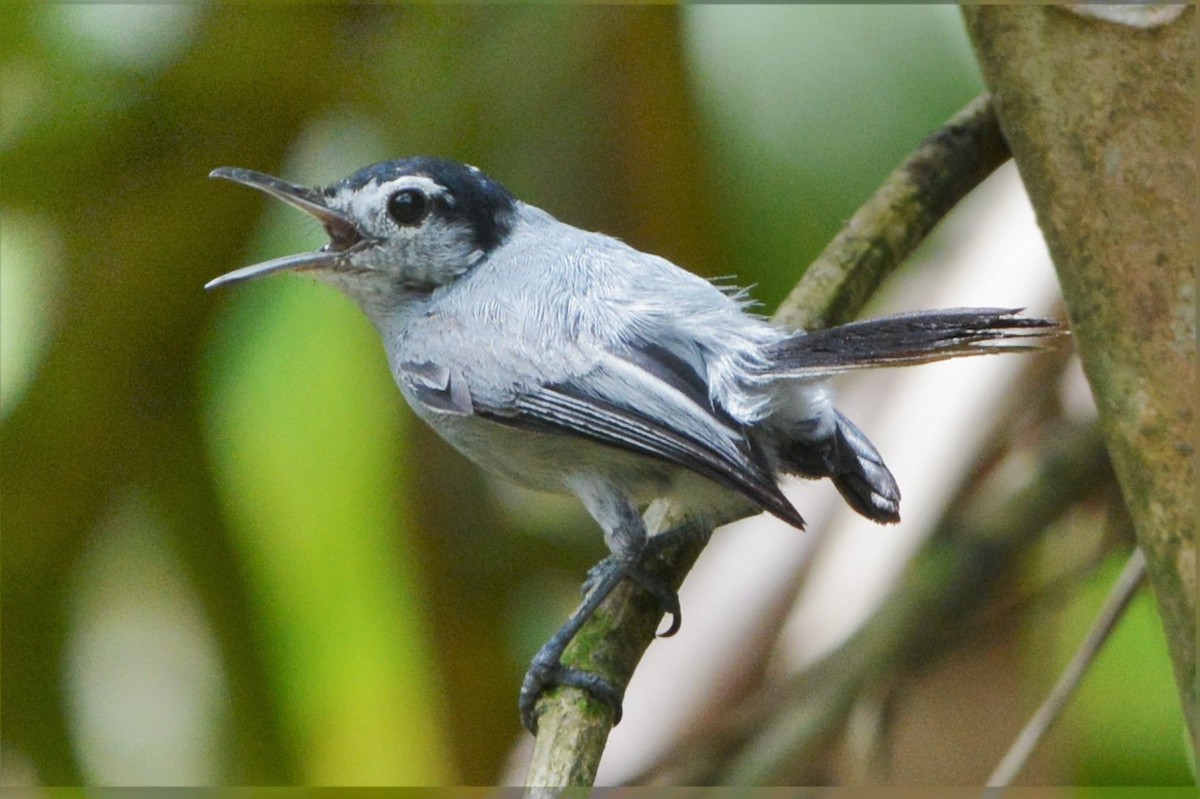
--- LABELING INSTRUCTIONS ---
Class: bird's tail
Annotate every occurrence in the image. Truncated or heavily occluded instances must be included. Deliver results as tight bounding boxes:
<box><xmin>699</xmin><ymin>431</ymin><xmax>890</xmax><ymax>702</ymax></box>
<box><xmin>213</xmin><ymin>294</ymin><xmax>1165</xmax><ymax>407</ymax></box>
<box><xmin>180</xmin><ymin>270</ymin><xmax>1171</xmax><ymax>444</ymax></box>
<box><xmin>762</xmin><ymin>308</ymin><xmax>1063</xmax><ymax>377</ymax></box>
<box><xmin>766</xmin><ymin>308</ymin><xmax>1063</xmax><ymax>523</ymax></box>
<box><xmin>780</xmin><ymin>410</ymin><xmax>901</xmax><ymax>523</ymax></box>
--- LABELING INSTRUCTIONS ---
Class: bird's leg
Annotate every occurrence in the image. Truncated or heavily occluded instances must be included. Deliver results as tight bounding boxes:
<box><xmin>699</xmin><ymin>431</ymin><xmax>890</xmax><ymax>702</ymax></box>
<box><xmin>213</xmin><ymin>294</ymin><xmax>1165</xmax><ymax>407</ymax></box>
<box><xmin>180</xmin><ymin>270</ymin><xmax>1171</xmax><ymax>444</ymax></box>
<box><xmin>637</xmin><ymin>518</ymin><xmax>712</xmax><ymax>635</ymax></box>
<box><xmin>519</xmin><ymin>509</ymin><xmax>712</xmax><ymax>733</ymax></box>
<box><xmin>519</xmin><ymin>555</ymin><xmax>634</xmax><ymax>733</ymax></box>
<box><xmin>578</xmin><ymin>554</ymin><xmax>682</xmax><ymax>638</ymax></box>
<box><xmin>580</xmin><ymin>518</ymin><xmax>711</xmax><ymax>635</ymax></box>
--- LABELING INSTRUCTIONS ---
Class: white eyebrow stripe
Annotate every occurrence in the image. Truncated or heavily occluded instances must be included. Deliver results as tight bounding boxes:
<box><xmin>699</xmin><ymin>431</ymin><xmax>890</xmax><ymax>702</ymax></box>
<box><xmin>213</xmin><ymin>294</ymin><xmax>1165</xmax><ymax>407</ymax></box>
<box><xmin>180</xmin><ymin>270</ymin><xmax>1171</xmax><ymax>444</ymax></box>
<box><xmin>338</xmin><ymin>175</ymin><xmax>452</xmax><ymax>219</ymax></box>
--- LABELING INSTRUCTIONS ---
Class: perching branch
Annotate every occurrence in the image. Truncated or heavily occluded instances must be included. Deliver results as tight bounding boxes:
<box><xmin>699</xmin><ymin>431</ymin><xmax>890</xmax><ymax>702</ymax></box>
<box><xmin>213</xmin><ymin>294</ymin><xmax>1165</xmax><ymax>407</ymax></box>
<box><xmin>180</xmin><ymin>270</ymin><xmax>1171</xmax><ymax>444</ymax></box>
<box><xmin>523</xmin><ymin>92</ymin><xmax>1015</xmax><ymax>790</ymax></box>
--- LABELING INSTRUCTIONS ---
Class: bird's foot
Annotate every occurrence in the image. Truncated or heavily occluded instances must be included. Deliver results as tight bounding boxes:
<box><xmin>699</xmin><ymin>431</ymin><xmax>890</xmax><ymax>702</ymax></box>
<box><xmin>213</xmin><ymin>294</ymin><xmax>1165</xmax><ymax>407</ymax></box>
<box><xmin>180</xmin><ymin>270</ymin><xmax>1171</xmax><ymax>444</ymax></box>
<box><xmin>582</xmin><ymin>555</ymin><xmax>682</xmax><ymax>636</ymax></box>
<box><xmin>519</xmin><ymin>643</ymin><xmax>625</xmax><ymax>734</ymax></box>
<box><xmin>522</xmin><ymin>523</ymin><xmax>711</xmax><ymax>733</ymax></box>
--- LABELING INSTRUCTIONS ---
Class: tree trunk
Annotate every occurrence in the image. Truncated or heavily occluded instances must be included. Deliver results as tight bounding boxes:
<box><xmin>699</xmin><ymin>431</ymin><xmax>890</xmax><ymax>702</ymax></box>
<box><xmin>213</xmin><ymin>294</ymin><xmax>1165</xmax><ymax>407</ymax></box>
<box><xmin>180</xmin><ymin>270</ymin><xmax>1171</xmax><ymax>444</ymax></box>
<box><xmin>962</xmin><ymin>4</ymin><xmax>1195</xmax><ymax>741</ymax></box>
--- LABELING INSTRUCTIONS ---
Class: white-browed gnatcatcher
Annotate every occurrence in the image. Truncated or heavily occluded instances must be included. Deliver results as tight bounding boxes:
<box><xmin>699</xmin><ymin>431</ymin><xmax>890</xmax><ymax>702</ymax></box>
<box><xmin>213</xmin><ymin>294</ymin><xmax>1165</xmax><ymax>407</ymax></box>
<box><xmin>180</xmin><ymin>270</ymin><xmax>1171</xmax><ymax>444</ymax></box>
<box><xmin>206</xmin><ymin>157</ymin><xmax>1059</xmax><ymax>733</ymax></box>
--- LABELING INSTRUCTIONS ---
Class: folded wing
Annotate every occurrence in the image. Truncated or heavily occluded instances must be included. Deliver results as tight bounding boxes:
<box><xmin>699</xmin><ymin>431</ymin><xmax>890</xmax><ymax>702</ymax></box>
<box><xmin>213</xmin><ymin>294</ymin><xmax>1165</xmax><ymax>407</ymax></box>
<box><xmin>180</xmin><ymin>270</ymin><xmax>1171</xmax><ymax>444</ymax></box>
<box><xmin>469</xmin><ymin>342</ymin><xmax>807</xmax><ymax>530</ymax></box>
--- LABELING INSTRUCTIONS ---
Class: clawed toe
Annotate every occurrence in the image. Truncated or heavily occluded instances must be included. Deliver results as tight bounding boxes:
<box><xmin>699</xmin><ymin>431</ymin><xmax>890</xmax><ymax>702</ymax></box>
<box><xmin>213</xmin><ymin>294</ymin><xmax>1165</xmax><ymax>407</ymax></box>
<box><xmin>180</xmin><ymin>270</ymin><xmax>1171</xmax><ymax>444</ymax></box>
<box><xmin>627</xmin><ymin>565</ymin><xmax>681</xmax><ymax>637</ymax></box>
<box><xmin>520</xmin><ymin>655</ymin><xmax>624</xmax><ymax>734</ymax></box>
<box><xmin>584</xmin><ymin>557</ymin><xmax>682</xmax><ymax>637</ymax></box>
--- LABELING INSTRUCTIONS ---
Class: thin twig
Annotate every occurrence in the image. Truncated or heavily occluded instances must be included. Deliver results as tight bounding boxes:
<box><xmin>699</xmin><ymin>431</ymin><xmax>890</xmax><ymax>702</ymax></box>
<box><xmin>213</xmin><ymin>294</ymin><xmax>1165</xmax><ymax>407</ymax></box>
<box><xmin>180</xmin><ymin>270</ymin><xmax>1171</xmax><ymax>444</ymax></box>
<box><xmin>523</xmin><ymin>91</ymin><xmax>1011</xmax><ymax>790</ymax></box>
<box><xmin>985</xmin><ymin>547</ymin><xmax>1147</xmax><ymax>787</ymax></box>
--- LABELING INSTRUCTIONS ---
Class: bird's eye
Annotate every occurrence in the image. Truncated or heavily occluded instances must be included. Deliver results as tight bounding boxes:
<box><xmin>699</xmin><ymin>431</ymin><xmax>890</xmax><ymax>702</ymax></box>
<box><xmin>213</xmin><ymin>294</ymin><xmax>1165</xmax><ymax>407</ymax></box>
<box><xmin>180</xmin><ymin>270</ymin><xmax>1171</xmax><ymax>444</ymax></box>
<box><xmin>387</xmin><ymin>188</ymin><xmax>430</xmax><ymax>226</ymax></box>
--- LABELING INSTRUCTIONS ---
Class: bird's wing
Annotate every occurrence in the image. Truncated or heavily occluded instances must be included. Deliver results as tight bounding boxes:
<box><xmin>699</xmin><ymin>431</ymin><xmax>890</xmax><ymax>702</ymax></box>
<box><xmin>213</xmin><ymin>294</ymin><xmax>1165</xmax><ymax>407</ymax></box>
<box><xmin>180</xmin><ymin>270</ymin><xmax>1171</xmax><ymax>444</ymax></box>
<box><xmin>401</xmin><ymin>343</ymin><xmax>805</xmax><ymax>529</ymax></box>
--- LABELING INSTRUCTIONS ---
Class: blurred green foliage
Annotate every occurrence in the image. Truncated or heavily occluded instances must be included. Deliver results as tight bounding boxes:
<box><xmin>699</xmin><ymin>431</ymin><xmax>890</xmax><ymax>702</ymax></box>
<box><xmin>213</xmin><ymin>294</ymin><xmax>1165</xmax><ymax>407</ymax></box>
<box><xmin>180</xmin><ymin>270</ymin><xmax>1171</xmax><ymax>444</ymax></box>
<box><xmin>1058</xmin><ymin>557</ymin><xmax>1193</xmax><ymax>785</ymax></box>
<box><xmin>1</xmin><ymin>3</ymin><xmax>1185</xmax><ymax>786</ymax></box>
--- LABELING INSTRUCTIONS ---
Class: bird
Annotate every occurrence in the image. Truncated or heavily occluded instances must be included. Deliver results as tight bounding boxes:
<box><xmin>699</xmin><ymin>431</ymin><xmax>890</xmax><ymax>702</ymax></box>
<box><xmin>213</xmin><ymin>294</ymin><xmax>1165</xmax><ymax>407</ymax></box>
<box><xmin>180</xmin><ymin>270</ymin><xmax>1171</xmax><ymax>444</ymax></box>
<box><xmin>205</xmin><ymin>156</ymin><xmax>1059</xmax><ymax>733</ymax></box>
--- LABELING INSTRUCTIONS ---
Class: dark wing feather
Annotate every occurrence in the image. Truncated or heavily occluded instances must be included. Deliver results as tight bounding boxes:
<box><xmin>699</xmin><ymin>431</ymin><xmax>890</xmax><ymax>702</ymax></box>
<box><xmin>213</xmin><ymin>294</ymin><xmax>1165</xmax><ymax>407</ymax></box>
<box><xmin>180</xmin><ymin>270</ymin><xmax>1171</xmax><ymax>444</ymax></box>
<box><xmin>474</xmin><ymin>353</ymin><xmax>806</xmax><ymax>530</ymax></box>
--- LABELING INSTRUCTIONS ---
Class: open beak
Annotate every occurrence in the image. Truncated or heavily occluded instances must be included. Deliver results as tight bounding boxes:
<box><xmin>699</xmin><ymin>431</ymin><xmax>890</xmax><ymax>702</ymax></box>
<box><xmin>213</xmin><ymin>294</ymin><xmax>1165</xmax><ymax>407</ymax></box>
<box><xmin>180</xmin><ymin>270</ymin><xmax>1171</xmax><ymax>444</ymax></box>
<box><xmin>205</xmin><ymin>167</ymin><xmax>368</xmax><ymax>290</ymax></box>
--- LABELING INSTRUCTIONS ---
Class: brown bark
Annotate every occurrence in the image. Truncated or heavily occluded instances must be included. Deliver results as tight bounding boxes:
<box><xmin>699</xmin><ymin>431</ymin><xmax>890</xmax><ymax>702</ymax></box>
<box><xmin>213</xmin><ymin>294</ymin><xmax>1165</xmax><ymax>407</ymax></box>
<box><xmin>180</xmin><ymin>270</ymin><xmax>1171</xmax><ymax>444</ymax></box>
<box><xmin>963</xmin><ymin>4</ymin><xmax>1196</xmax><ymax>740</ymax></box>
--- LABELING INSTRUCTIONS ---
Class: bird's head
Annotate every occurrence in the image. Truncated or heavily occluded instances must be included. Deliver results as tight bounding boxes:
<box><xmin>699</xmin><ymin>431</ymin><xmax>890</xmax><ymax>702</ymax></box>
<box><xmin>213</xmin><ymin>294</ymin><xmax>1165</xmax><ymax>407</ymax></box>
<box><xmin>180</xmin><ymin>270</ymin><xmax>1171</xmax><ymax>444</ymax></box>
<box><xmin>206</xmin><ymin>157</ymin><xmax>518</xmax><ymax>310</ymax></box>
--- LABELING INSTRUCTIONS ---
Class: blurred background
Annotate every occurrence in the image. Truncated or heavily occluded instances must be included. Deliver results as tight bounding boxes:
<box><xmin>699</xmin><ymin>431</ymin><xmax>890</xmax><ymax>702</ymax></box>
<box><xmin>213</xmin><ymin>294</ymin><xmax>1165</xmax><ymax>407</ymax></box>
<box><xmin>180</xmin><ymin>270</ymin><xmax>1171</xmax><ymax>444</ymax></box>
<box><xmin>1</xmin><ymin>4</ymin><xmax>1189</xmax><ymax>786</ymax></box>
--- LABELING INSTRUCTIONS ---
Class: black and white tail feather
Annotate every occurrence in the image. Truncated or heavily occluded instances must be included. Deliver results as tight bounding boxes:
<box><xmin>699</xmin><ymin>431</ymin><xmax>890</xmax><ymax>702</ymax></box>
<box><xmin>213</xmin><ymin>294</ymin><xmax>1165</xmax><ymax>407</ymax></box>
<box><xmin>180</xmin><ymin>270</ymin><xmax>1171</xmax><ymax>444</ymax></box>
<box><xmin>764</xmin><ymin>308</ymin><xmax>1057</xmax><ymax>376</ymax></box>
